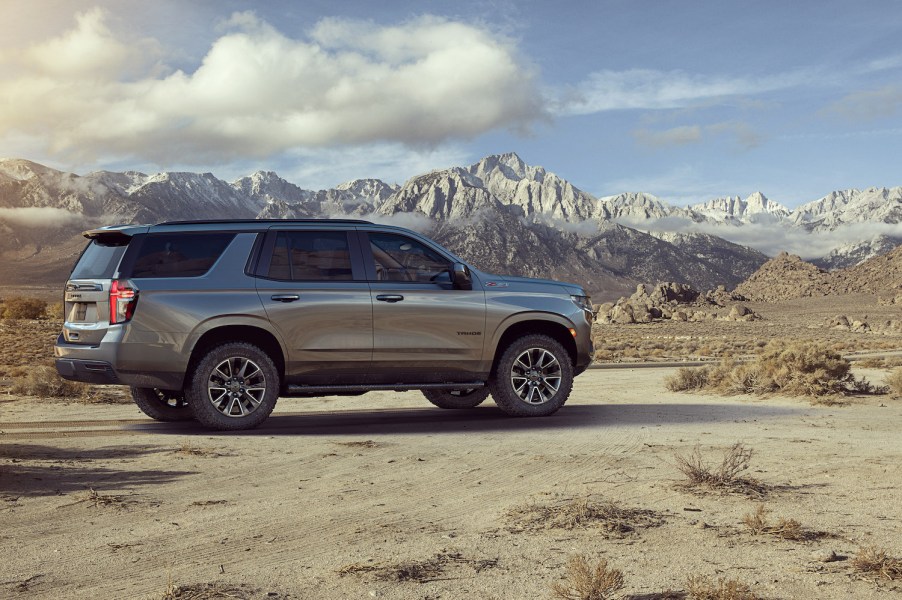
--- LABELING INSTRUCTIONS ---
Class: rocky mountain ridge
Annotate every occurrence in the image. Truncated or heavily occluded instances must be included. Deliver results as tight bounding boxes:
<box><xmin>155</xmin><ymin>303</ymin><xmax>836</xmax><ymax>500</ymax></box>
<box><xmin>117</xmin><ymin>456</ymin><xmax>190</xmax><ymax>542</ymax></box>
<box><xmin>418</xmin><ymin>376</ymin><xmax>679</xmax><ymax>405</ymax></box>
<box><xmin>0</xmin><ymin>153</ymin><xmax>898</xmax><ymax>296</ymax></box>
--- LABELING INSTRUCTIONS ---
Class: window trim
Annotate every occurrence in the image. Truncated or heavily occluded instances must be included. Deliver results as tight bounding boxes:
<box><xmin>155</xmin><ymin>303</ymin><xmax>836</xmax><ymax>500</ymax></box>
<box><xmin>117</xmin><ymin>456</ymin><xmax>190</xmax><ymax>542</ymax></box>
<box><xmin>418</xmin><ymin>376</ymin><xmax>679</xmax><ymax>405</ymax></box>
<box><xmin>254</xmin><ymin>229</ymin><xmax>366</xmax><ymax>282</ymax></box>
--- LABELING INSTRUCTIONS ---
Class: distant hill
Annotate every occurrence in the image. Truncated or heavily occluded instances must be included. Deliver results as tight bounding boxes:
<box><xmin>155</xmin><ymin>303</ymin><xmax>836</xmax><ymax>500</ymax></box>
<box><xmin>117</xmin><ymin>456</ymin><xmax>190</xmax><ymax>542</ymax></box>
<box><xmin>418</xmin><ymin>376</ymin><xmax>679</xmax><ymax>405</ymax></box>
<box><xmin>735</xmin><ymin>246</ymin><xmax>902</xmax><ymax>302</ymax></box>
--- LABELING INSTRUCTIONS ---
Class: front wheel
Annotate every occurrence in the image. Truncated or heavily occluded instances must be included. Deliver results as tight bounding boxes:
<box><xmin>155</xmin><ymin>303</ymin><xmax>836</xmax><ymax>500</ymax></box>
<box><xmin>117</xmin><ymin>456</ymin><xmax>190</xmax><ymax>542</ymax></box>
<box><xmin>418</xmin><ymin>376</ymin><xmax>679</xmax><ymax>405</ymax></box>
<box><xmin>423</xmin><ymin>387</ymin><xmax>490</xmax><ymax>409</ymax></box>
<box><xmin>185</xmin><ymin>342</ymin><xmax>280</xmax><ymax>431</ymax></box>
<box><xmin>489</xmin><ymin>334</ymin><xmax>574</xmax><ymax>417</ymax></box>
<box><xmin>130</xmin><ymin>387</ymin><xmax>193</xmax><ymax>422</ymax></box>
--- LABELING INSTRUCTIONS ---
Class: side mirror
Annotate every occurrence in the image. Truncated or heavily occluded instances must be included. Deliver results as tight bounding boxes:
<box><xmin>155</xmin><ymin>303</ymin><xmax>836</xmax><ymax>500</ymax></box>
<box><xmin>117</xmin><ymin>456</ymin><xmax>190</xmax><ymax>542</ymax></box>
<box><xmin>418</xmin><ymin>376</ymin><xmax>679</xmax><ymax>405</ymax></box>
<box><xmin>451</xmin><ymin>263</ymin><xmax>472</xmax><ymax>290</ymax></box>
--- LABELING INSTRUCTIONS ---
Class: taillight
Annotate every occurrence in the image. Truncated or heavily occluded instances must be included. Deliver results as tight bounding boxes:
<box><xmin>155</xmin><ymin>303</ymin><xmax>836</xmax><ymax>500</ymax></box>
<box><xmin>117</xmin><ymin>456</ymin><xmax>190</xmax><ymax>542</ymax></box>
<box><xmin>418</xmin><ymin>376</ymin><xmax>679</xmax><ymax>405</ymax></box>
<box><xmin>110</xmin><ymin>279</ymin><xmax>139</xmax><ymax>324</ymax></box>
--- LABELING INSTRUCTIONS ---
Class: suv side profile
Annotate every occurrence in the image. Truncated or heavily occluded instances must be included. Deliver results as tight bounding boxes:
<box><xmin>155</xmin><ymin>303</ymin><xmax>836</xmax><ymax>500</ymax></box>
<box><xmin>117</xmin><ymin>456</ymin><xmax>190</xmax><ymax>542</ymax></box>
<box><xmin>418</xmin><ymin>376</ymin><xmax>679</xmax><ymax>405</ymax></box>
<box><xmin>55</xmin><ymin>219</ymin><xmax>594</xmax><ymax>430</ymax></box>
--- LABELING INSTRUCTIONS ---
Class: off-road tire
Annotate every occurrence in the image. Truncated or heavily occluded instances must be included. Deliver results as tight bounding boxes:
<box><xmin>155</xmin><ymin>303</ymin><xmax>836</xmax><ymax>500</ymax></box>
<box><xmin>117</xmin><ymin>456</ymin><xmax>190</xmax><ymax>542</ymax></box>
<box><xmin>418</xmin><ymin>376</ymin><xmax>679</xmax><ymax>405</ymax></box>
<box><xmin>186</xmin><ymin>342</ymin><xmax>280</xmax><ymax>431</ymax></box>
<box><xmin>130</xmin><ymin>387</ymin><xmax>193</xmax><ymax>422</ymax></box>
<box><xmin>423</xmin><ymin>387</ymin><xmax>490</xmax><ymax>409</ymax></box>
<box><xmin>489</xmin><ymin>334</ymin><xmax>574</xmax><ymax>417</ymax></box>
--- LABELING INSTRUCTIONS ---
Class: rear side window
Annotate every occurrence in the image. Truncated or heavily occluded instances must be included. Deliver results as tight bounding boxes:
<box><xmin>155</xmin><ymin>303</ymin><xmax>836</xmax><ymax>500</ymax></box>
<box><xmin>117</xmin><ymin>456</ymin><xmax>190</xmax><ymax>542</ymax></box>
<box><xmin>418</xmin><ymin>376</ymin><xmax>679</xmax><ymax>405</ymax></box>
<box><xmin>70</xmin><ymin>239</ymin><xmax>128</xmax><ymax>280</ymax></box>
<box><xmin>130</xmin><ymin>233</ymin><xmax>235</xmax><ymax>278</ymax></box>
<box><xmin>266</xmin><ymin>231</ymin><xmax>353</xmax><ymax>281</ymax></box>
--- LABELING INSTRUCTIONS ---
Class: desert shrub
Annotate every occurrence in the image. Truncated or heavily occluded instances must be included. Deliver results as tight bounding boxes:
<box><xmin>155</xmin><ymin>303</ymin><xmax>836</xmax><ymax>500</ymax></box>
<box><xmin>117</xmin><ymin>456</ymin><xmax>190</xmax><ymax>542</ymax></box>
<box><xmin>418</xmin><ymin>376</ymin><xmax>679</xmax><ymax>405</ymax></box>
<box><xmin>1</xmin><ymin>297</ymin><xmax>47</xmax><ymax>320</ymax></box>
<box><xmin>887</xmin><ymin>368</ymin><xmax>902</xmax><ymax>398</ymax></box>
<box><xmin>506</xmin><ymin>495</ymin><xmax>662</xmax><ymax>535</ymax></box>
<box><xmin>10</xmin><ymin>366</ymin><xmax>90</xmax><ymax>398</ymax></box>
<box><xmin>551</xmin><ymin>555</ymin><xmax>624</xmax><ymax>600</ymax></box>
<box><xmin>674</xmin><ymin>443</ymin><xmax>766</xmax><ymax>496</ymax></box>
<box><xmin>685</xmin><ymin>575</ymin><xmax>762</xmax><ymax>600</ymax></box>
<box><xmin>665</xmin><ymin>366</ymin><xmax>711</xmax><ymax>391</ymax></box>
<box><xmin>741</xmin><ymin>505</ymin><xmax>810</xmax><ymax>541</ymax></box>
<box><xmin>852</xmin><ymin>546</ymin><xmax>902</xmax><ymax>580</ymax></box>
<box><xmin>667</xmin><ymin>340</ymin><xmax>883</xmax><ymax>398</ymax></box>
<box><xmin>46</xmin><ymin>301</ymin><xmax>66</xmax><ymax>320</ymax></box>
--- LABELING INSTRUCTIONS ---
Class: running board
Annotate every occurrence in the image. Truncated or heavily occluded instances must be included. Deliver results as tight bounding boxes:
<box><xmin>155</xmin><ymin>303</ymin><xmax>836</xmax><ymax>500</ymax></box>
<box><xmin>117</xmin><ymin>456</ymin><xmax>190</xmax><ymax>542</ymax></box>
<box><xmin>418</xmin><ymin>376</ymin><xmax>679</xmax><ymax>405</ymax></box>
<box><xmin>285</xmin><ymin>382</ymin><xmax>485</xmax><ymax>396</ymax></box>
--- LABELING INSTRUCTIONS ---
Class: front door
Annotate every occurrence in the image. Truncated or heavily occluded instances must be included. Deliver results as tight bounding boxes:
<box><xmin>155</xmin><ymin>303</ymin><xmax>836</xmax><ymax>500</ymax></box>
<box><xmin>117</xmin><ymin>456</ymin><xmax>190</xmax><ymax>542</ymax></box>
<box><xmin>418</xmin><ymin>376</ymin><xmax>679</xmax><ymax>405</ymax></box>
<box><xmin>361</xmin><ymin>231</ymin><xmax>486</xmax><ymax>382</ymax></box>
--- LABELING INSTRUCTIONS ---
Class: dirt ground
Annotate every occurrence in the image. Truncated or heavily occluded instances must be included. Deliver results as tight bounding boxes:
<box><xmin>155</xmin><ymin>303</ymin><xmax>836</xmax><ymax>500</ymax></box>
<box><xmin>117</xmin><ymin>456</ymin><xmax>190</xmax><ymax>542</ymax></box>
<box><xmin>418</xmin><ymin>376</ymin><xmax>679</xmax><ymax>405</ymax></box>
<box><xmin>2</xmin><ymin>366</ymin><xmax>902</xmax><ymax>599</ymax></box>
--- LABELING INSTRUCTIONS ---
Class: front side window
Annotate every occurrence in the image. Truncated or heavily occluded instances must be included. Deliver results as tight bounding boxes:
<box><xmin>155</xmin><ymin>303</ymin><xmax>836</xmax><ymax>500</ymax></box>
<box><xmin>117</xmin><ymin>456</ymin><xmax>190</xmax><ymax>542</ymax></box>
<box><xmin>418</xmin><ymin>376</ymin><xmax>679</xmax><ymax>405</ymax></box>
<box><xmin>368</xmin><ymin>233</ymin><xmax>450</xmax><ymax>282</ymax></box>
<box><xmin>266</xmin><ymin>231</ymin><xmax>353</xmax><ymax>281</ymax></box>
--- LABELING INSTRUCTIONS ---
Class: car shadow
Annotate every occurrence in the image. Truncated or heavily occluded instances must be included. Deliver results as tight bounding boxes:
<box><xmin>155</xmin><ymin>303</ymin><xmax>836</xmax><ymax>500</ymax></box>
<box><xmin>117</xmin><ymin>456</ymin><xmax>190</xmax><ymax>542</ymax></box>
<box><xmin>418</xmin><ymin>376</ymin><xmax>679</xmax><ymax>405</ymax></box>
<box><xmin>136</xmin><ymin>402</ymin><xmax>810</xmax><ymax>437</ymax></box>
<box><xmin>0</xmin><ymin>444</ymin><xmax>196</xmax><ymax>497</ymax></box>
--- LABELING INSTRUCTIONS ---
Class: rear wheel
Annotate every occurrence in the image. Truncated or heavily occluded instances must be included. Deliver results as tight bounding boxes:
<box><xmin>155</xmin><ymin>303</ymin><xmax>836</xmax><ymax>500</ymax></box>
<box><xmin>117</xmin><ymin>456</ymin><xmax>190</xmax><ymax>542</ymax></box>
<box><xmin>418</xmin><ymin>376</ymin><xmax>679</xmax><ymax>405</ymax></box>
<box><xmin>423</xmin><ymin>387</ymin><xmax>490</xmax><ymax>409</ymax></box>
<box><xmin>186</xmin><ymin>342</ymin><xmax>280</xmax><ymax>431</ymax></box>
<box><xmin>489</xmin><ymin>334</ymin><xmax>574</xmax><ymax>417</ymax></box>
<box><xmin>130</xmin><ymin>387</ymin><xmax>193</xmax><ymax>422</ymax></box>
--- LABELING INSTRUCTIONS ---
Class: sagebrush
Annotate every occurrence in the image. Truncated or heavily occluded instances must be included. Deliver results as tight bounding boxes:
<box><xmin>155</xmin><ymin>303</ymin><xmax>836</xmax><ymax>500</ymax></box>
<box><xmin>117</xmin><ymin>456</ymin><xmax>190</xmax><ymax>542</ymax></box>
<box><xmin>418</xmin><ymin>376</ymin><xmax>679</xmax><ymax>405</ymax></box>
<box><xmin>675</xmin><ymin>443</ymin><xmax>766</xmax><ymax>496</ymax></box>
<box><xmin>551</xmin><ymin>555</ymin><xmax>624</xmax><ymax>600</ymax></box>
<box><xmin>10</xmin><ymin>366</ymin><xmax>90</xmax><ymax>398</ymax></box>
<box><xmin>886</xmin><ymin>368</ymin><xmax>902</xmax><ymax>398</ymax></box>
<box><xmin>852</xmin><ymin>546</ymin><xmax>902</xmax><ymax>580</ymax></box>
<box><xmin>685</xmin><ymin>575</ymin><xmax>762</xmax><ymax>600</ymax></box>
<box><xmin>665</xmin><ymin>339</ymin><xmax>883</xmax><ymax>398</ymax></box>
<box><xmin>1</xmin><ymin>297</ymin><xmax>47</xmax><ymax>320</ymax></box>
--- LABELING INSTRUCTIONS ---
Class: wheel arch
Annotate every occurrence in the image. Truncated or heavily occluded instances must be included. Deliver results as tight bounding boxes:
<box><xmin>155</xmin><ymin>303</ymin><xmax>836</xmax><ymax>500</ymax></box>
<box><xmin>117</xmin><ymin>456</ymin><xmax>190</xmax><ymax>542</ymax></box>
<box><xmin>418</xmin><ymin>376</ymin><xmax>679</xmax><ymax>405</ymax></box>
<box><xmin>489</xmin><ymin>315</ymin><xmax>578</xmax><ymax>374</ymax></box>
<box><xmin>185</xmin><ymin>324</ymin><xmax>286</xmax><ymax>389</ymax></box>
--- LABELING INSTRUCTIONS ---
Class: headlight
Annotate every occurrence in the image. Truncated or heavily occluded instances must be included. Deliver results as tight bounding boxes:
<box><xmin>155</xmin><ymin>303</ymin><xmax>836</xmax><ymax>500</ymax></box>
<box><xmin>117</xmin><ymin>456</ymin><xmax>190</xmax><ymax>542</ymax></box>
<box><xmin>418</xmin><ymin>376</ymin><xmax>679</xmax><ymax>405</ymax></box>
<box><xmin>571</xmin><ymin>294</ymin><xmax>594</xmax><ymax>315</ymax></box>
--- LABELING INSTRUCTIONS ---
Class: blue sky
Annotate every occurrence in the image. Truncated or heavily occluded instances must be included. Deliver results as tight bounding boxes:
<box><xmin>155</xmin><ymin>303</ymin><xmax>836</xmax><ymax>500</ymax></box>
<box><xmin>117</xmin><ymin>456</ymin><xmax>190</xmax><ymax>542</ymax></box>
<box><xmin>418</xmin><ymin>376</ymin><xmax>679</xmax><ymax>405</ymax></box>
<box><xmin>2</xmin><ymin>0</ymin><xmax>901</xmax><ymax>207</ymax></box>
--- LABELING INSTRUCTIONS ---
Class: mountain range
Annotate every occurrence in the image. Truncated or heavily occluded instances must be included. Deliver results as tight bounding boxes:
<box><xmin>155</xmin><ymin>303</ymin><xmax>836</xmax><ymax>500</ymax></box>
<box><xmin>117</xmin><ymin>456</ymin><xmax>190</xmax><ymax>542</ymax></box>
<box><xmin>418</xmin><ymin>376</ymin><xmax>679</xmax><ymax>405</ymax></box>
<box><xmin>0</xmin><ymin>153</ymin><xmax>899</xmax><ymax>300</ymax></box>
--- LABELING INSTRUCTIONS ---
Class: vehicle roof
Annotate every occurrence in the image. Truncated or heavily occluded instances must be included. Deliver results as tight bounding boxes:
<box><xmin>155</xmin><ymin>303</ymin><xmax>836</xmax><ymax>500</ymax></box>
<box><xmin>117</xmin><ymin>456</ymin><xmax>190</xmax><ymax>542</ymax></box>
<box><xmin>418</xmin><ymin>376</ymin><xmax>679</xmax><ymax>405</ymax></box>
<box><xmin>81</xmin><ymin>218</ymin><xmax>428</xmax><ymax>239</ymax></box>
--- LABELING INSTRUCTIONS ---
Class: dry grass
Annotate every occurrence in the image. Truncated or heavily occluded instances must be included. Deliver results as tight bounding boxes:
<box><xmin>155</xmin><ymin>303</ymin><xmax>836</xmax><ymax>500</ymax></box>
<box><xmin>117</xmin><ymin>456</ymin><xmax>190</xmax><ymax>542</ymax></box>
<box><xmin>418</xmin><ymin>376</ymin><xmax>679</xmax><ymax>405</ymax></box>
<box><xmin>684</xmin><ymin>575</ymin><xmax>763</xmax><ymax>600</ymax></box>
<box><xmin>334</xmin><ymin>440</ymin><xmax>382</xmax><ymax>448</ymax></box>
<box><xmin>664</xmin><ymin>340</ymin><xmax>886</xmax><ymax>399</ymax></box>
<box><xmin>887</xmin><ymin>368</ymin><xmax>902</xmax><ymax>398</ymax></box>
<box><xmin>172</xmin><ymin>440</ymin><xmax>220</xmax><ymax>457</ymax></box>
<box><xmin>9</xmin><ymin>366</ymin><xmax>92</xmax><ymax>399</ymax></box>
<box><xmin>665</xmin><ymin>367</ymin><xmax>711</xmax><ymax>392</ymax></box>
<box><xmin>741</xmin><ymin>505</ymin><xmax>819</xmax><ymax>541</ymax></box>
<box><xmin>674</xmin><ymin>443</ymin><xmax>767</xmax><ymax>497</ymax></box>
<box><xmin>506</xmin><ymin>495</ymin><xmax>663</xmax><ymax>536</ymax></box>
<box><xmin>551</xmin><ymin>555</ymin><xmax>624</xmax><ymax>600</ymax></box>
<box><xmin>1</xmin><ymin>296</ymin><xmax>47</xmax><ymax>319</ymax></box>
<box><xmin>852</xmin><ymin>546</ymin><xmax>902</xmax><ymax>581</ymax></box>
<box><xmin>72</xmin><ymin>488</ymin><xmax>137</xmax><ymax>509</ymax></box>
<box><xmin>160</xmin><ymin>577</ymin><xmax>256</xmax><ymax>599</ymax></box>
<box><xmin>338</xmin><ymin>552</ymin><xmax>498</xmax><ymax>582</ymax></box>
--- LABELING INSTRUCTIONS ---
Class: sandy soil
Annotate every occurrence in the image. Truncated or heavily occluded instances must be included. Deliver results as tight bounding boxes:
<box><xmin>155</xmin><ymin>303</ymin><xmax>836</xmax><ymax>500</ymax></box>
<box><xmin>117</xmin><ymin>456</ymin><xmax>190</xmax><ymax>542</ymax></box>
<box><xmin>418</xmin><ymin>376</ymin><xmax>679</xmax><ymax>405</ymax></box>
<box><xmin>2</xmin><ymin>367</ymin><xmax>902</xmax><ymax>599</ymax></box>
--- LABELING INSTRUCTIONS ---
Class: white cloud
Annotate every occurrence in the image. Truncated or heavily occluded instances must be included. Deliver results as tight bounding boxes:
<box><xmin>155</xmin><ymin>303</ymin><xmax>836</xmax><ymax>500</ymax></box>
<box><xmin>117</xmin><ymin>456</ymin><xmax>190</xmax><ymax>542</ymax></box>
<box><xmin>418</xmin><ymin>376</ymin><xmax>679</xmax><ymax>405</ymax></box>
<box><xmin>634</xmin><ymin>121</ymin><xmax>761</xmax><ymax>149</ymax></box>
<box><xmin>633</xmin><ymin>125</ymin><xmax>702</xmax><ymax>148</ymax></box>
<box><xmin>0</xmin><ymin>206</ymin><xmax>85</xmax><ymax>228</ymax></box>
<box><xmin>0</xmin><ymin>10</ymin><xmax>544</xmax><ymax>165</ymax></box>
<box><xmin>823</xmin><ymin>85</ymin><xmax>902</xmax><ymax>121</ymax></box>
<box><xmin>622</xmin><ymin>216</ymin><xmax>902</xmax><ymax>259</ymax></box>
<box><xmin>555</xmin><ymin>68</ymin><xmax>816</xmax><ymax>116</ymax></box>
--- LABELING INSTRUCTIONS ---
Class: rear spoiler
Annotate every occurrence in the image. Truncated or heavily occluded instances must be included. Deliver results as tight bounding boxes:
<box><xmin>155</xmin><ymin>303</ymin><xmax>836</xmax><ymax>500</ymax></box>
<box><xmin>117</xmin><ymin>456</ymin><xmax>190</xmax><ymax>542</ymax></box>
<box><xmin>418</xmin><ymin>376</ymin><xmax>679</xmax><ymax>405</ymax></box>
<box><xmin>83</xmin><ymin>224</ymin><xmax>147</xmax><ymax>241</ymax></box>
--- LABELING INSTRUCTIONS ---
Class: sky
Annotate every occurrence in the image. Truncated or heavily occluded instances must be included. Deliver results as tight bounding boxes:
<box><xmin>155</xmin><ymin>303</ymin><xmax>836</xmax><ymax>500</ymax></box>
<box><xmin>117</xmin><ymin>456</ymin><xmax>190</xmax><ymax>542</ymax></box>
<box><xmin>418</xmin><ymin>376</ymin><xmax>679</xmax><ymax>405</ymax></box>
<box><xmin>1</xmin><ymin>0</ymin><xmax>901</xmax><ymax>208</ymax></box>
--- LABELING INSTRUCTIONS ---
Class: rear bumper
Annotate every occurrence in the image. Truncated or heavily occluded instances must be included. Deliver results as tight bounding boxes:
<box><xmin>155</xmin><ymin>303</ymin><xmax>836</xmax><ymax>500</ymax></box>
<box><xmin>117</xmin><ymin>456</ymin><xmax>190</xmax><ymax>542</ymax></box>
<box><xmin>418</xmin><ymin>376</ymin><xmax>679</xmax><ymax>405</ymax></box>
<box><xmin>55</xmin><ymin>358</ymin><xmax>122</xmax><ymax>385</ymax></box>
<box><xmin>54</xmin><ymin>333</ymin><xmax>184</xmax><ymax>389</ymax></box>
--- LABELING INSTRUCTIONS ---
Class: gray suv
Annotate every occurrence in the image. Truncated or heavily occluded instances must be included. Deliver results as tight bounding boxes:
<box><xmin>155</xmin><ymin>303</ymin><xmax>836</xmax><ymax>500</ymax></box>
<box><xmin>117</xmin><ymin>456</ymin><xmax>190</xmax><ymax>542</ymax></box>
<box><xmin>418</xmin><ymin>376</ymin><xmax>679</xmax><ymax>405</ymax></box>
<box><xmin>55</xmin><ymin>219</ymin><xmax>594</xmax><ymax>430</ymax></box>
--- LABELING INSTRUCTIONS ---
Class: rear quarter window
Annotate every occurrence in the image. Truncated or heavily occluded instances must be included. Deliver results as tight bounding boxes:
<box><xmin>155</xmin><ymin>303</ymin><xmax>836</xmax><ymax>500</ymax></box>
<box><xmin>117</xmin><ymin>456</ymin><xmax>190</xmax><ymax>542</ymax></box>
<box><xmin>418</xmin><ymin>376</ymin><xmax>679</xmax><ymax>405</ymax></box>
<box><xmin>70</xmin><ymin>239</ymin><xmax>129</xmax><ymax>280</ymax></box>
<box><xmin>129</xmin><ymin>233</ymin><xmax>236</xmax><ymax>278</ymax></box>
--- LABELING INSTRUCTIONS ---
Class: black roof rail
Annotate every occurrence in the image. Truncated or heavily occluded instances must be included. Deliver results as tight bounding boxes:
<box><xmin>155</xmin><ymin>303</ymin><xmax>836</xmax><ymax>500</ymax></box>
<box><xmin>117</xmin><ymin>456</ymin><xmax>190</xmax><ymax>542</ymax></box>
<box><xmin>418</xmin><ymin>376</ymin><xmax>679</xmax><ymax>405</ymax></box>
<box><xmin>156</xmin><ymin>218</ymin><xmax>373</xmax><ymax>226</ymax></box>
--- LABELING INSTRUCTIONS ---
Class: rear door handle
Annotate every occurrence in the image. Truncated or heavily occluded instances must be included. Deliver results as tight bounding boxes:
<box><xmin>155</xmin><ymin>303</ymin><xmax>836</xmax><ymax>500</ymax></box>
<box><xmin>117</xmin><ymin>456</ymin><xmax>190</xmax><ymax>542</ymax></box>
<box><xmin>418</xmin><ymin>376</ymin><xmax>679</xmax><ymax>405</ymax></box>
<box><xmin>376</xmin><ymin>294</ymin><xmax>404</xmax><ymax>303</ymax></box>
<box><xmin>271</xmin><ymin>294</ymin><xmax>300</xmax><ymax>303</ymax></box>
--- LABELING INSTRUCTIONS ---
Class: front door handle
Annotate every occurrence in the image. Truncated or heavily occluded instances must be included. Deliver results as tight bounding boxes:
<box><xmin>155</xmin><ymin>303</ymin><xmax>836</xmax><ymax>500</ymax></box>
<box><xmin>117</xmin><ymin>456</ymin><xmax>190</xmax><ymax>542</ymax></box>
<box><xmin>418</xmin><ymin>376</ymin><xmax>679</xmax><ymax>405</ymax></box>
<box><xmin>376</xmin><ymin>294</ymin><xmax>404</xmax><ymax>303</ymax></box>
<box><xmin>271</xmin><ymin>294</ymin><xmax>300</xmax><ymax>303</ymax></box>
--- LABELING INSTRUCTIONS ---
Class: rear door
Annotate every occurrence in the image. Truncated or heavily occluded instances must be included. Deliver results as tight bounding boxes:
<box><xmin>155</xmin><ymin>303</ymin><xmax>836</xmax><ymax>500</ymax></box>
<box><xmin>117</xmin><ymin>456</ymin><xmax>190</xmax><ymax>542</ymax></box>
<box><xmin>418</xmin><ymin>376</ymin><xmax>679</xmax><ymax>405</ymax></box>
<box><xmin>62</xmin><ymin>232</ymin><xmax>132</xmax><ymax>345</ymax></box>
<box><xmin>361</xmin><ymin>230</ymin><xmax>486</xmax><ymax>382</ymax></box>
<box><xmin>254</xmin><ymin>228</ymin><xmax>373</xmax><ymax>384</ymax></box>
